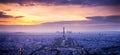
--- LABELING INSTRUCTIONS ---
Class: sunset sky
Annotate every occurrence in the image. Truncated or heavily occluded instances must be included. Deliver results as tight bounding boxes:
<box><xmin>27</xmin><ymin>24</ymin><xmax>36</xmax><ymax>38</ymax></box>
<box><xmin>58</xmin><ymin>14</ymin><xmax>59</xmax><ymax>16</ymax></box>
<box><xmin>0</xmin><ymin>0</ymin><xmax>120</xmax><ymax>32</ymax></box>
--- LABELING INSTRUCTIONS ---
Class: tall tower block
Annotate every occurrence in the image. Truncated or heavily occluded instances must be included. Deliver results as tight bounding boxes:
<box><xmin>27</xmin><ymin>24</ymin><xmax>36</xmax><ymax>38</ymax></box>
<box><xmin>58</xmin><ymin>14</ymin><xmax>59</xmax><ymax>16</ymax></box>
<box><xmin>63</xmin><ymin>27</ymin><xmax>65</xmax><ymax>40</ymax></box>
<box><xmin>61</xmin><ymin>27</ymin><xmax>67</xmax><ymax>47</ymax></box>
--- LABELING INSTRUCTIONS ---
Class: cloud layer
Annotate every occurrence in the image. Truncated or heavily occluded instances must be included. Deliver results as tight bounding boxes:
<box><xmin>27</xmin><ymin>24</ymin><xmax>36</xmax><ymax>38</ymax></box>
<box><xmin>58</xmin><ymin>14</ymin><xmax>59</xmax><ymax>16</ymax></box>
<box><xmin>0</xmin><ymin>12</ymin><xmax>14</xmax><ymax>18</ymax></box>
<box><xmin>87</xmin><ymin>15</ymin><xmax>120</xmax><ymax>23</ymax></box>
<box><xmin>0</xmin><ymin>11</ymin><xmax>24</xmax><ymax>19</ymax></box>
<box><xmin>0</xmin><ymin>0</ymin><xmax>120</xmax><ymax>6</ymax></box>
<box><xmin>41</xmin><ymin>15</ymin><xmax>120</xmax><ymax>26</ymax></box>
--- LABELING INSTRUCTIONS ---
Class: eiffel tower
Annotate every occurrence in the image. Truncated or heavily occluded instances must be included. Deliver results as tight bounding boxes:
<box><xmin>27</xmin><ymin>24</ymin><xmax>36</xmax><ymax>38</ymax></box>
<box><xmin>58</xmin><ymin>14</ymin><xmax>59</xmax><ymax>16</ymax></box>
<box><xmin>29</xmin><ymin>27</ymin><xmax>89</xmax><ymax>55</ymax></box>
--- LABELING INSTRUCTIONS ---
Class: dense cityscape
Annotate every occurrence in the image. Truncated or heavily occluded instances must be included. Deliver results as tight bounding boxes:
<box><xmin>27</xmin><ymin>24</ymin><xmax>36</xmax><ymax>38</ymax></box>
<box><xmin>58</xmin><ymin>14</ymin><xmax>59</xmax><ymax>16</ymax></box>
<box><xmin>0</xmin><ymin>31</ymin><xmax>120</xmax><ymax>55</ymax></box>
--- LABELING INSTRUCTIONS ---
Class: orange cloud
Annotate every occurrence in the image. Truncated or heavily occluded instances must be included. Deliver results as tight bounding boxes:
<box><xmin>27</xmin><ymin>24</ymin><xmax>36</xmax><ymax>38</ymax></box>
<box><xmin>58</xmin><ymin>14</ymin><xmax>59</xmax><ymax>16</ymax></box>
<box><xmin>0</xmin><ymin>3</ymin><xmax>119</xmax><ymax>25</ymax></box>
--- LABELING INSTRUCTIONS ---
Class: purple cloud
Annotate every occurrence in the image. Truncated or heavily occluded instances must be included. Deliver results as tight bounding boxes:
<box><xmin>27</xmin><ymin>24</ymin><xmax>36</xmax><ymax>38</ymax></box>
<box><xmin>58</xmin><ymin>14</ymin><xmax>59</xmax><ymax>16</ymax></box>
<box><xmin>0</xmin><ymin>0</ymin><xmax>120</xmax><ymax>6</ymax></box>
<box><xmin>0</xmin><ymin>11</ymin><xmax>24</xmax><ymax>19</ymax></box>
